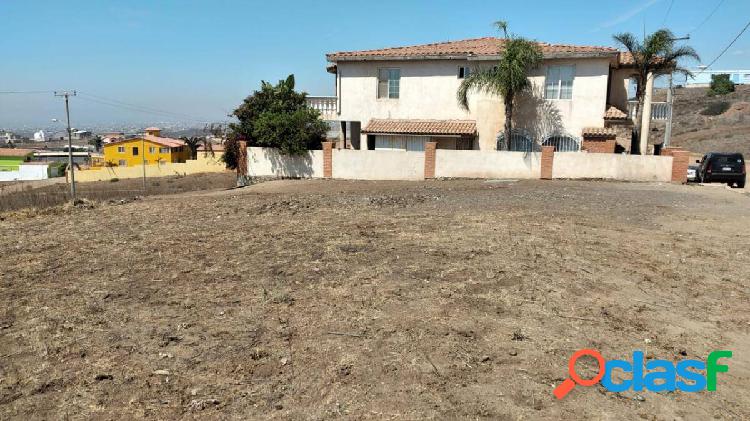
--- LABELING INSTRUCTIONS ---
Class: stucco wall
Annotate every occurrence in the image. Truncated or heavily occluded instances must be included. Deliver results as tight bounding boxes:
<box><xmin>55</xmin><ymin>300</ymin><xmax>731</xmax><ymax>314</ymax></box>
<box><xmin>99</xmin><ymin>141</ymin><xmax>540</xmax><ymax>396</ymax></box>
<box><xmin>337</xmin><ymin>58</ymin><xmax>612</xmax><ymax>151</ymax></box>
<box><xmin>609</xmin><ymin>68</ymin><xmax>637</xmax><ymax>112</ymax></box>
<box><xmin>552</xmin><ymin>153</ymin><xmax>672</xmax><ymax>182</ymax></box>
<box><xmin>434</xmin><ymin>150</ymin><xmax>541</xmax><ymax>179</ymax></box>
<box><xmin>248</xmin><ymin>147</ymin><xmax>324</xmax><ymax>178</ymax></box>
<box><xmin>332</xmin><ymin>149</ymin><xmax>424</xmax><ymax>180</ymax></box>
<box><xmin>0</xmin><ymin>164</ymin><xmax>49</xmax><ymax>182</ymax></box>
<box><xmin>73</xmin><ymin>153</ymin><xmax>227</xmax><ymax>182</ymax></box>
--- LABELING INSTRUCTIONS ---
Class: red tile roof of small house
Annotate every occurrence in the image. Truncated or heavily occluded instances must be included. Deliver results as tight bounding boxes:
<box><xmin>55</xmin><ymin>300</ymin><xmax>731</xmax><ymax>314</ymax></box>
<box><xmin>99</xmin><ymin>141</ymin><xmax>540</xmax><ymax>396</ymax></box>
<box><xmin>0</xmin><ymin>148</ymin><xmax>35</xmax><ymax>157</ymax></box>
<box><xmin>327</xmin><ymin>37</ymin><xmax>620</xmax><ymax>62</ymax></box>
<box><xmin>362</xmin><ymin>119</ymin><xmax>477</xmax><ymax>136</ymax></box>
<box><xmin>105</xmin><ymin>135</ymin><xmax>185</xmax><ymax>148</ymax></box>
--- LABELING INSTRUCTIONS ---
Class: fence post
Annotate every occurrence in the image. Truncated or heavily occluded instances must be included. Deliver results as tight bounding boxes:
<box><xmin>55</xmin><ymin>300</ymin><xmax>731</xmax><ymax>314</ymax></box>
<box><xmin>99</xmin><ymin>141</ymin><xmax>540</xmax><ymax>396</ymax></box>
<box><xmin>424</xmin><ymin>141</ymin><xmax>437</xmax><ymax>179</ymax></box>
<box><xmin>322</xmin><ymin>141</ymin><xmax>334</xmax><ymax>179</ymax></box>
<box><xmin>541</xmin><ymin>146</ymin><xmax>555</xmax><ymax>180</ymax></box>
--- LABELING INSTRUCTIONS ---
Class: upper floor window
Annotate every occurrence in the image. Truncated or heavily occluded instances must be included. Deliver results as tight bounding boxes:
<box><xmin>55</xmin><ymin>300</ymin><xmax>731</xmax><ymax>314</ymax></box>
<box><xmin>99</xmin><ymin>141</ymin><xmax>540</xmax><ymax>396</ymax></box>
<box><xmin>117</xmin><ymin>146</ymin><xmax>125</xmax><ymax>153</ymax></box>
<box><xmin>132</xmin><ymin>146</ymin><xmax>139</xmax><ymax>156</ymax></box>
<box><xmin>545</xmin><ymin>65</ymin><xmax>575</xmax><ymax>100</ymax></box>
<box><xmin>149</xmin><ymin>146</ymin><xmax>156</xmax><ymax>154</ymax></box>
<box><xmin>378</xmin><ymin>68</ymin><xmax>400</xmax><ymax>99</ymax></box>
<box><xmin>160</xmin><ymin>147</ymin><xmax>169</xmax><ymax>153</ymax></box>
<box><xmin>458</xmin><ymin>66</ymin><xmax>471</xmax><ymax>79</ymax></box>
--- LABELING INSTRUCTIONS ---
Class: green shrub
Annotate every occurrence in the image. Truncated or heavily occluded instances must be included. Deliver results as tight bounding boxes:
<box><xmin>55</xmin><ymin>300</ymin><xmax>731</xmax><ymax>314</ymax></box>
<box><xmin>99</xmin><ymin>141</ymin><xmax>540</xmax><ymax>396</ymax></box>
<box><xmin>708</xmin><ymin>74</ymin><xmax>735</xmax><ymax>96</ymax></box>
<box><xmin>700</xmin><ymin>101</ymin><xmax>731</xmax><ymax>116</ymax></box>
<box><xmin>110</xmin><ymin>178</ymin><xmax>119</xmax><ymax>182</ymax></box>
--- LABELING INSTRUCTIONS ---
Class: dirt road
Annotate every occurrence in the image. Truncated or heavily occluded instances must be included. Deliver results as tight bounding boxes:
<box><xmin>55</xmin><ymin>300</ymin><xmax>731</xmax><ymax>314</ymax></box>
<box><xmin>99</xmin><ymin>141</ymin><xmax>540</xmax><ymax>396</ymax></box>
<box><xmin>1</xmin><ymin>179</ymin><xmax>748</xmax><ymax>419</ymax></box>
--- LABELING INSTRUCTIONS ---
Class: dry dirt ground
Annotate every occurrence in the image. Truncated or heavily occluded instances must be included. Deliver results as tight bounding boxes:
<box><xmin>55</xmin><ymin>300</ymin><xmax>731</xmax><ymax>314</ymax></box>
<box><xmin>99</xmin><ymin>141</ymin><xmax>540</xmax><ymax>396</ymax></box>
<box><xmin>1</xmin><ymin>179</ymin><xmax>748</xmax><ymax>420</ymax></box>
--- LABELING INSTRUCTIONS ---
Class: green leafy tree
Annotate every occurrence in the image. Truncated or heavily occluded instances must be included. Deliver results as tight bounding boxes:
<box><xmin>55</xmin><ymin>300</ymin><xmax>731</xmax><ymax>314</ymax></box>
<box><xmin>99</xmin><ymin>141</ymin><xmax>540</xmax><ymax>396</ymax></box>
<box><xmin>180</xmin><ymin>136</ymin><xmax>204</xmax><ymax>160</ymax></box>
<box><xmin>88</xmin><ymin>135</ymin><xmax>103</xmax><ymax>152</ymax></box>
<box><xmin>225</xmin><ymin>75</ymin><xmax>327</xmax><ymax>168</ymax></box>
<box><xmin>457</xmin><ymin>21</ymin><xmax>543</xmax><ymax>150</ymax></box>
<box><xmin>708</xmin><ymin>74</ymin><xmax>735</xmax><ymax>96</ymax></box>
<box><xmin>613</xmin><ymin>29</ymin><xmax>699</xmax><ymax>154</ymax></box>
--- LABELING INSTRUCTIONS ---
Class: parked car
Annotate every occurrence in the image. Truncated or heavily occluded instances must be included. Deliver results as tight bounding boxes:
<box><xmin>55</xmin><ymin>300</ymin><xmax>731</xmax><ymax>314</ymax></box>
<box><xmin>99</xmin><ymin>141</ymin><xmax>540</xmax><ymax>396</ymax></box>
<box><xmin>687</xmin><ymin>164</ymin><xmax>698</xmax><ymax>182</ymax></box>
<box><xmin>696</xmin><ymin>153</ymin><xmax>745</xmax><ymax>188</ymax></box>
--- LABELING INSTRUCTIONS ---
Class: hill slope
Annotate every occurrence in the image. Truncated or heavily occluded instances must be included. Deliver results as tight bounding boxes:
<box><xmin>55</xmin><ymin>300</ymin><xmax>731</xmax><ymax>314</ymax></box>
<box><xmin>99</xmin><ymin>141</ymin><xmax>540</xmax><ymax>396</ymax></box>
<box><xmin>650</xmin><ymin>85</ymin><xmax>750</xmax><ymax>157</ymax></box>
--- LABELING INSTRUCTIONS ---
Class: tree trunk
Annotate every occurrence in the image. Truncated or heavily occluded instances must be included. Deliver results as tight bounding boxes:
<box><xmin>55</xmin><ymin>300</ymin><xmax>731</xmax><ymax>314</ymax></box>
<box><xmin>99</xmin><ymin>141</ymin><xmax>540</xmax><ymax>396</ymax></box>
<box><xmin>503</xmin><ymin>92</ymin><xmax>513</xmax><ymax>151</ymax></box>
<box><xmin>633</xmin><ymin>98</ymin><xmax>644</xmax><ymax>155</ymax></box>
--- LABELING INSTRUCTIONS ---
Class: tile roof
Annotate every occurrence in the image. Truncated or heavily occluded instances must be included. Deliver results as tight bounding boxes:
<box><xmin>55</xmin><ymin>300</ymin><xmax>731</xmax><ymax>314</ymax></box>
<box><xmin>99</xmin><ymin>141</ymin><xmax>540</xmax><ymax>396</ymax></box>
<box><xmin>328</xmin><ymin>37</ymin><xmax>619</xmax><ymax>61</ymax></box>
<box><xmin>362</xmin><ymin>119</ymin><xmax>477</xmax><ymax>136</ymax></box>
<box><xmin>582</xmin><ymin>127</ymin><xmax>617</xmax><ymax>138</ymax></box>
<box><xmin>0</xmin><ymin>148</ymin><xmax>35</xmax><ymax>157</ymax></box>
<box><xmin>105</xmin><ymin>135</ymin><xmax>185</xmax><ymax>149</ymax></box>
<box><xmin>617</xmin><ymin>52</ymin><xmax>666</xmax><ymax>67</ymax></box>
<box><xmin>604</xmin><ymin>105</ymin><xmax>629</xmax><ymax>120</ymax></box>
<box><xmin>144</xmin><ymin>127</ymin><xmax>161</xmax><ymax>131</ymax></box>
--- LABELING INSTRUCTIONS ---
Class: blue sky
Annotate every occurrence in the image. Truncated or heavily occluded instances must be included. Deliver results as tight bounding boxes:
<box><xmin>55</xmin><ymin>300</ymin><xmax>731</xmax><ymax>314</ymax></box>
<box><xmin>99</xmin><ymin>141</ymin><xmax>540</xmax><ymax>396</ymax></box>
<box><xmin>1</xmin><ymin>0</ymin><xmax>749</xmax><ymax>127</ymax></box>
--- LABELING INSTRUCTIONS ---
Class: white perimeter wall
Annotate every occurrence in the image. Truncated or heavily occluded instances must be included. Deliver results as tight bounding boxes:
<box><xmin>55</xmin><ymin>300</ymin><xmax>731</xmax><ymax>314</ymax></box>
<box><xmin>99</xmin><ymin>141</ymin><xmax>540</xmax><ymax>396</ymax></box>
<box><xmin>332</xmin><ymin>149</ymin><xmax>424</xmax><ymax>180</ymax></box>
<box><xmin>247</xmin><ymin>147</ymin><xmax>324</xmax><ymax>178</ymax></box>
<box><xmin>435</xmin><ymin>150</ymin><xmax>541</xmax><ymax>179</ymax></box>
<box><xmin>0</xmin><ymin>164</ymin><xmax>49</xmax><ymax>181</ymax></box>
<box><xmin>553</xmin><ymin>153</ymin><xmax>672</xmax><ymax>182</ymax></box>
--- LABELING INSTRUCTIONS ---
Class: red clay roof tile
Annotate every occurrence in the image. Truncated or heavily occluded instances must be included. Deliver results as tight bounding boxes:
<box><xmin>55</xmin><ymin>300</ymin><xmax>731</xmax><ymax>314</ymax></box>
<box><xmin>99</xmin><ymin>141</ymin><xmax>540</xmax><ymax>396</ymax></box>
<box><xmin>362</xmin><ymin>119</ymin><xmax>476</xmax><ymax>136</ymax></box>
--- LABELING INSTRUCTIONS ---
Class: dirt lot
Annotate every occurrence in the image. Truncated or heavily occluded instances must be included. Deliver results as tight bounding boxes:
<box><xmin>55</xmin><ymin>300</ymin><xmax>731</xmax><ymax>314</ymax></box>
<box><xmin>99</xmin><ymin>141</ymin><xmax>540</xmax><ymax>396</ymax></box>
<box><xmin>1</xmin><ymin>179</ymin><xmax>748</xmax><ymax>420</ymax></box>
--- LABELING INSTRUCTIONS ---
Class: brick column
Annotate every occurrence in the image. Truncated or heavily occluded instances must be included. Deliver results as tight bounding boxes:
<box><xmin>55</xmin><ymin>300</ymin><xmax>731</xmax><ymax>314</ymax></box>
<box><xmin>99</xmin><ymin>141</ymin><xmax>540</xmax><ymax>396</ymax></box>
<box><xmin>424</xmin><ymin>141</ymin><xmax>437</xmax><ymax>179</ymax></box>
<box><xmin>669</xmin><ymin>150</ymin><xmax>689</xmax><ymax>184</ymax></box>
<box><xmin>541</xmin><ymin>146</ymin><xmax>555</xmax><ymax>180</ymax></box>
<box><xmin>235</xmin><ymin>140</ymin><xmax>249</xmax><ymax>186</ymax></box>
<box><xmin>322</xmin><ymin>141</ymin><xmax>334</xmax><ymax>178</ymax></box>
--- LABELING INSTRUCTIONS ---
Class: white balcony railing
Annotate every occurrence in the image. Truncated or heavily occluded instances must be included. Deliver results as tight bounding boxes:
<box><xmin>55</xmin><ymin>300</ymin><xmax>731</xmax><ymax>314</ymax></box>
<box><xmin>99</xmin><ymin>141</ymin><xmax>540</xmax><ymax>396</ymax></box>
<box><xmin>307</xmin><ymin>96</ymin><xmax>337</xmax><ymax>119</ymax></box>
<box><xmin>627</xmin><ymin>101</ymin><xmax>670</xmax><ymax>121</ymax></box>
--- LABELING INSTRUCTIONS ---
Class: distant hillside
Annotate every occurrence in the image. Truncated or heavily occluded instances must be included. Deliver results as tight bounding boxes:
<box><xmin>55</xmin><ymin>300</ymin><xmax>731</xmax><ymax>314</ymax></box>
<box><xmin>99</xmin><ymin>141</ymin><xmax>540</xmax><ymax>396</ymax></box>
<box><xmin>649</xmin><ymin>85</ymin><xmax>750</xmax><ymax>157</ymax></box>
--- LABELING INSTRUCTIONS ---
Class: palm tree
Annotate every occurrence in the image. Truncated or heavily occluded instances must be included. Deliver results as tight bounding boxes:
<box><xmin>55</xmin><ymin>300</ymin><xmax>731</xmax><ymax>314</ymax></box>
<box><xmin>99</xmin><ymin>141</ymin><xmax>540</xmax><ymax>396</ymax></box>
<box><xmin>457</xmin><ymin>21</ymin><xmax>542</xmax><ymax>150</ymax></box>
<box><xmin>613</xmin><ymin>29</ymin><xmax>699</xmax><ymax>154</ymax></box>
<box><xmin>180</xmin><ymin>136</ymin><xmax>204</xmax><ymax>160</ymax></box>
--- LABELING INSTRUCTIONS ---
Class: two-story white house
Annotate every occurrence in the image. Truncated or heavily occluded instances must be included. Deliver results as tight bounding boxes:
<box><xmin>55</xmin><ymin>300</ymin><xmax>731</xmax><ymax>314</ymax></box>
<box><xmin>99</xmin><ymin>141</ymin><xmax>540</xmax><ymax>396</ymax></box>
<box><xmin>315</xmin><ymin>37</ymin><xmax>648</xmax><ymax>153</ymax></box>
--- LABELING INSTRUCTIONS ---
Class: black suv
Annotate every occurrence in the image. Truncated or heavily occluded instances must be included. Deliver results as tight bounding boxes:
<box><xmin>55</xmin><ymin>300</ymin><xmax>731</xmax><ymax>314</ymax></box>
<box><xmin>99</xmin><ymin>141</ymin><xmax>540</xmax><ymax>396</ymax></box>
<box><xmin>696</xmin><ymin>153</ymin><xmax>745</xmax><ymax>188</ymax></box>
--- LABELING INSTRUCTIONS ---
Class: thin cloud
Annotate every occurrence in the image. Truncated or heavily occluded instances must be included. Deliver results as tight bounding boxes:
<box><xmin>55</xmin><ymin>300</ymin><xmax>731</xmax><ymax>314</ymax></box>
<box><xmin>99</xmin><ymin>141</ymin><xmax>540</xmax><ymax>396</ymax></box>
<box><xmin>593</xmin><ymin>0</ymin><xmax>663</xmax><ymax>32</ymax></box>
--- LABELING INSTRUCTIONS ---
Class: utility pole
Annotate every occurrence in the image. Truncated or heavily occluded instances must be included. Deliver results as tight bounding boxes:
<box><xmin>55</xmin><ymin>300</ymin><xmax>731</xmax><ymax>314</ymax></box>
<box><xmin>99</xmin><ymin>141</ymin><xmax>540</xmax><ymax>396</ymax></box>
<box><xmin>664</xmin><ymin>35</ymin><xmax>690</xmax><ymax>148</ymax></box>
<box><xmin>142</xmin><ymin>136</ymin><xmax>146</xmax><ymax>193</ymax></box>
<box><xmin>54</xmin><ymin>91</ymin><xmax>77</xmax><ymax>202</ymax></box>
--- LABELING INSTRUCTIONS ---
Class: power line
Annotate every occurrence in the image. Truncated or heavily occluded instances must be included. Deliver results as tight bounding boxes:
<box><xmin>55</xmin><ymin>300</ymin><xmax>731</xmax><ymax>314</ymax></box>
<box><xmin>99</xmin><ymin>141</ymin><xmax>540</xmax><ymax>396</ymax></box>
<box><xmin>689</xmin><ymin>0</ymin><xmax>726</xmax><ymax>35</ymax></box>
<box><xmin>662</xmin><ymin>0</ymin><xmax>675</xmax><ymax>26</ymax></box>
<box><xmin>76</xmin><ymin>91</ymin><xmax>210</xmax><ymax>122</ymax></box>
<box><xmin>696</xmin><ymin>19</ymin><xmax>750</xmax><ymax>75</ymax></box>
<box><xmin>0</xmin><ymin>90</ymin><xmax>55</xmax><ymax>94</ymax></box>
<box><xmin>76</xmin><ymin>94</ymin><xmax>211</xmax><ymax>123</ymax></box>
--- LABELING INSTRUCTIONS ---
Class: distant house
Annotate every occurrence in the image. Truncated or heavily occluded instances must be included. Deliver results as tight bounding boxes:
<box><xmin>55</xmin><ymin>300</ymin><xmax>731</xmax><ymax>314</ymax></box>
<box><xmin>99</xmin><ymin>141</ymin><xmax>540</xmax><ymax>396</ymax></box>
<box><xmin>317</xmin><ymin>37</ymin><xmax>660</xmax><ymax>154</ymax></box>
<box><xmin>0</xmin><ymin>148</ymin><xmax>34</xmax><ymax>171</ymax></box>
<box><xmin>685</xmin><ymin>68</ymin><xmax>750</xmax><ymax>87</ymax></box>
<box><xmin>103</xmin><ymin>127</ymin><xmax>190</xmax><ymax>167</ymax></box>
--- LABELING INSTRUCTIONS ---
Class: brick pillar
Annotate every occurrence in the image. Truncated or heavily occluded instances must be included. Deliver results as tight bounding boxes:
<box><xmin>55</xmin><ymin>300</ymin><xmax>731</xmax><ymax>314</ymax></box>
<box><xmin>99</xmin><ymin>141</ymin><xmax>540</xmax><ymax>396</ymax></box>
<box><xmin>541</xmin><ymin>146</ymin><xmax>555</xmax><ymax>180</ymax></box>
<box><xmin>236</xmin><ymin>140</ymin><xmax>249</xmax><ymax>186</ymax></box>
<box><xmin>670</xmin><ymin>150</ymin><xmax>689</xmax><ymax>184</ymax></box>
<box><xmin>424</xmin><ymin>141</ymin><xmax>437</xmax><ymax>179</ymax></box>
<box><xmin>322</xmin><ymin>141</ymin><xmax>334</xmax><ymax>178</ymax></box>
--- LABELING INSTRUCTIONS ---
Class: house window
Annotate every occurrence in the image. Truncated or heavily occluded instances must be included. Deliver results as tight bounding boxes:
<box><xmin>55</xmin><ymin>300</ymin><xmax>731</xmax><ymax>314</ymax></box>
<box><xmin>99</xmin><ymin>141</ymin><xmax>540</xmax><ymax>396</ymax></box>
<box><xmin>160</xmin><ymin>147</ymin><xmax>169</xmax><ymax>153</ymax></box>
<box><xmin>117</xmin><ymin>146</ymin><xmax>125</xmax><ymax>153</ymax></box>
<box><xmin>545</xmin><ymin>65</ymin><xmax>575</xmax><ymax>100</ymax></box>
<box><xmin>132</xmin><ymin>146</ymin><xmax>139</xmax><ymax>156</ymax></box>
<box><xmin>149</xmin><ymin>146</ymin><xmax>156</xmax><ymax>154</ymax></box>
<box><xmin>118</xmin><ymin>160</ymin><xmax>126</xmax><ymax>166</ymax></box>
<box><xmin>378</xmin><ymin>68</ymin><xmax>400</xmax><ymax>99</ymax></box>
<box><xmin>458</xmin><ymin>66</ymin><xmax>471</xmax><ymax>79</ymax></box>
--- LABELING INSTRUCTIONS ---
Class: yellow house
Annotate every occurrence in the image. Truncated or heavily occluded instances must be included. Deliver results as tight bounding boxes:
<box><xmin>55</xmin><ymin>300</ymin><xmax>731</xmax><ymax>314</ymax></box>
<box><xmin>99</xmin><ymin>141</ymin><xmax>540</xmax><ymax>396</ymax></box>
<box><xmin>103</xmin><ymin>127</ymin><xmax>191</xmax><ymax>167</ymax></box>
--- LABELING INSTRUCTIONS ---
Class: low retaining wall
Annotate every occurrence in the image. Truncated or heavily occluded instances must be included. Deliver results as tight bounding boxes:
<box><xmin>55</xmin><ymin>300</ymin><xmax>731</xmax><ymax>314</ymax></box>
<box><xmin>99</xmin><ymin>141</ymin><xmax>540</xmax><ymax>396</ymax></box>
<box><xmin>72</xmin><ymin>153</ymin><xmax>227</xmax><ymax>182</ymax></box>
<box><xmin>248</xmin><ymin>147</ymin><xmax>325</xmax><ymax>178</ymax></box>
<box><xmin>244</xmin><ymin>143</ymin><xmax>684</xmax><ymax>184</ymax></box>
<box><xmin>553</xmin><ymin>153</ymin><xmax>672</xmax><ymax>182</ymax></box>
<box><xmin>0</xmin><ymin>164</ymin><xmax>50</xmax><ymax>182</ymax></box>
<box><xmin>435</xmin><ymin>150</ymin><xmax>541</xmax><ymax>179</ymax></box>
<box><xmin>332</xmin><ymin>149</ymin><xmax>424</xmax><ymax>180</ymax></box>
